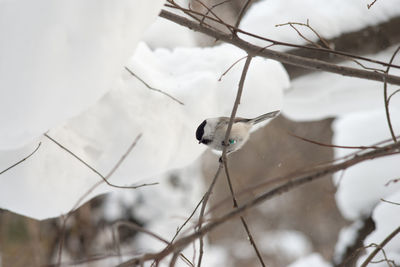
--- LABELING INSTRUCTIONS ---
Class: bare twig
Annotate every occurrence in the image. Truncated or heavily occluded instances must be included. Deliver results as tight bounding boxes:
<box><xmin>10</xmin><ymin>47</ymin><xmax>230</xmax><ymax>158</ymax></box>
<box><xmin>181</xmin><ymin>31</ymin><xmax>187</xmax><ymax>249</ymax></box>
<box><xmin>360</xmin><ymin>226</ymin><xmax>400</xmax><ymax>267</ymax></box>
<box><xmin>44</xmin><ymin>133</ymin><xmax>156</xmax><ymax>189</ymax></box>
<box><xmin>276</xmin><ymin>20</ymin><xmax>385</xmax><ymax>73</ymax></box>
<box><xmin>276</xmin><ymin>21</ymin><xmax>330</xmax><ymax>49</ymax></box>
<box><xmin>198</xmin><ymin>55</ymin><xmax>254</xmax><ymax>267</ymax></box>
<box><xmin>287</xmin><ymin>131</ymin><xmax>379</xmax><ymax>150</ymax></box>
<box><xmin>388</xmin><ymin>88</ymin><xmax>400</xmax><ymax>104</ymax></box>
<box><xmin>194</xmin><ymin>0</ymin><xmax>233</xmax><ymax>34</ymax></box>
<box><xmin>205</xmin><ymin>134</ymin><xmax>400</xmax><ymax>213</ymax></box>
<box><xmin>234</xmin><ymin>0</ymin><xmax>254</xmax><ymax>30</ymax></box>
<box><xmin>159</xmin><ymin>9</ymin><xmax>400</xmax><ymax>85</ymax></box>
<box><xmin>0</xmin><ymin>142</ymin><xmax>41</xmax><ymax>176</ymax></box>
<box><xmin>171</xmin><ymin>196</ymin><xmax>205</xmax><ymax>243</ymax></box>
<box><xmin>222</xmin><ymin>158</ymin><xmax>266</xmax><ymax>266</ymax></box>
<box><xmin>124</xmin><ymin>67</ymin><xmax>184</xmax><ymax>105</ymax></box>
<box><xmin>217</xmin><ymin>54</ymin><xmax>266</xmax><ymax>266</ymax></box>
<box><xmin>383</xmin><ymin>46</ymin><xmax>400</xmax><ymax>143</ymax></box>
<box><xmin>380</xmin><ymin>198</ymin><xmax>400</xmax><ymax>206</ymax></box>
<box><xmin>385</xmin><ymin>178</ymin><xmax>400</xmax><ymax>186</ymax></box>
<box><xmin>196</xmin><ymin>164</ymin><xmax>223</xmax><ymax>267</ymax></box>
<box><xmin>165</xmin><ymin>1</ymin><xmax>216</xmax><ymax>31</ymax></box>
<box><xmin>161</xmin><ymin>4</ymin><xmax>400</xmax><ymax>71</ymax></box>
<box><xmin>114</xmin><ymin>221</ymin><xmax>194</xmax><ymax>267</ymax></box>
<box><xmin>218</xmin><ymin>55</ymin><xmax>248</xmax><ymax>81</ymax></box>
<box><xmin>367</xmin><ymin>0</ymin><xmax>378</xmax><ymax>9</ymax></box>
<box><xmin>133</xmin><ymin>140</ymin><xmax>400</xmax><ymax>263</ymax></box>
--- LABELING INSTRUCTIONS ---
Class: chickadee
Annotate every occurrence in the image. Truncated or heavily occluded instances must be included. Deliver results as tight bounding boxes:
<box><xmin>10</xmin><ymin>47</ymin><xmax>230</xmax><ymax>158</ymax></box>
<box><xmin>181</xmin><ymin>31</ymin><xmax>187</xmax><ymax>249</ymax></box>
<box><xmin>196</xmin><ymin>110</ymin><xmax>280</xmax><ymax>154</ymax></box>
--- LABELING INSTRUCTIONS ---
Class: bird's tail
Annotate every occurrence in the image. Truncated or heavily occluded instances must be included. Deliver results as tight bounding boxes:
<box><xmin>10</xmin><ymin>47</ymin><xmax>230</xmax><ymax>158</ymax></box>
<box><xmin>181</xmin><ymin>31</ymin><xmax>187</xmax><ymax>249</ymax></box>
<box><xmin>251</xmin><ymin>110</ymin><xmax>280</xmax><ymax>124</ymax></box>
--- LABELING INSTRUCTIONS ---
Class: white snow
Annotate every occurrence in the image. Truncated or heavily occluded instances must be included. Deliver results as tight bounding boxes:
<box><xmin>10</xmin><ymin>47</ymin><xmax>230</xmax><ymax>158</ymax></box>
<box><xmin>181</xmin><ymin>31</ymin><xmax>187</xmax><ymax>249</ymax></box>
<box><xmin>0</xmin><ymin>42</ymin><xmax>287</xmax><ymax>219</ymax></box>
<box><xmin>143</xmin><ymin>16</ymin><xmax>197</xmax><ymax>49</ymax></box>
<box><xmin>240</xmin><ymin>0</ymin><xmax>400</xmax><ymax>49</ymax></box>
<box><xmin>258</xmin><ymin>230</ymin><xmax>313</xmax><ymax>261</ymax></box>
<box><xmin>0</xmin><ymin>0</ymin><xmax>164</xmax><ymax>150</ymax></box>
<box><xmin>333</xmin><ymin>109</ymin><xmax>400</xmax><ymax>220</ymax></box>
<box><xmin>287</xmin><ymin>253</ymin><xmax>332</xmax><ymax>267</ymax></box>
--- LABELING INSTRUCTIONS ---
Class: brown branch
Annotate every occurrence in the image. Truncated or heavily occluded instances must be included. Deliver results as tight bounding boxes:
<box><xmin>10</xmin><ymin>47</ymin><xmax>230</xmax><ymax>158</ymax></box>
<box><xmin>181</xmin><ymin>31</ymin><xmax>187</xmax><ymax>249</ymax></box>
<box><xmin>206</xmin><ymin>134</ymin><xmax>400</xmax><ymax>214</ymax></box>
<box><xmin>197</xmin><ymin>55</ymin><xmax>254</xmax><ymax>266</ymax></box>
<box><xmin>234</xmin><ymin>0</ymin><xmax>254</xmax><ymax>29</ymax></box>
<box><xmin>196</xmin><ymin>163</ymin><xmax>223</xmax><ymax>267</ymax></box>
<box><xmin>380</xmin><ymin>198</ymin><xmax>400</xmax><ymax>206</ymax></box>
<box><xmin>0</xmin><ymin>142</ymin><xmax>41</xmax><ymax>176</ymax></box>
<box><xmin>275</xmin><ymin>20</ymin><xmax>385</xmax><ymax>73</ymax></box>
<box><xmin>388</xmin><ymin>88</ymin><xmax>400</xmax><ymax>104</ymax></box>
<box><xmin>114</xmin><ymin>221</ymin><xmax>194</xmax><ymax>267</ymax></box>
<box><xmin>360</xmin><ymin>225</ymin><xmax>400</xmax><ymax>267</ymax></box>
<box><xmin>193</xmin><ymin>0</ymin><xmax>233</xmax><ymax>34</ymax></box>
<box><xmin>385</xmin><ymin>177</ymin><xmax>400</xmax><ymax>186</ymax></box>
<box><xmin>383</xmin><ymin>46</ymin><xmax>400</xmax><ymax>143</ymax></box>
<box><xmin>162</xmin><ymin>5</ymin><xmax>400</xmax><ymax>71</ymax></box>
<box><xmin>287</xmin><ymin>131</ymin><xmax>380</xmax><ymax>150</ymax></box>
<box><xmin>217</xmin><ymin>54</ymin><xmax>265</xmax><ymax>266</ymax></box>
<box><xmin>159</xmin><ymin>9</ymin><xmax>400</xmax><ymax>85</ymax></box>
<box><xmin>134</xmin><ymin>140</ymin><xmax>400</xmax><ymax>263</ymax></box>
<box><xmin>276</xmin><ymin>21</ymin><xmax>330</xmax><ymax>49</ymax></box>
<box><xmin>44</xmin><ymin>133</ymin><xmax>156</xmax><ymax>189</ymax></box>
<box><xmin>124</xmin><ymin>67</ymin><xmax>184</xmax><ymax>105</ymax></box>
<box><xmin>222</xmin><ymin>158</ymin><xmax>266</xmax><ymax>267</ymax></box>
<box><xmin>218</xmin><ymin>55</ymin><xmax>248</xmax><ymax>81</ymax></box>
<box><xmin>367</xmin><ymin>0</ymin><xmax>378</xmax><ymax>9</ymax></box>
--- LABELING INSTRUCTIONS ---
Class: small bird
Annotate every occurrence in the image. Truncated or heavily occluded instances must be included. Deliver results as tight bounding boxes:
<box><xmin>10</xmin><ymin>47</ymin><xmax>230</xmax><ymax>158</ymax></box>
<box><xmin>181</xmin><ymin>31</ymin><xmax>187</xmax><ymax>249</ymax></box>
<box><xmin>196</xmin><ymin>110</ymin><xmax>280</xmax><ymax>154</ymax></box>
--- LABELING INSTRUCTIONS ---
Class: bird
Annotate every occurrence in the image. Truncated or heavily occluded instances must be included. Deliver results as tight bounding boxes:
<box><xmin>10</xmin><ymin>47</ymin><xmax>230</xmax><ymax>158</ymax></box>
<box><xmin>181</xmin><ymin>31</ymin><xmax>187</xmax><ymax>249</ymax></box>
<box><xmin>196</xmin><ymin>110</ymin><xmax>280</xmax><ymax>154</ymax></box>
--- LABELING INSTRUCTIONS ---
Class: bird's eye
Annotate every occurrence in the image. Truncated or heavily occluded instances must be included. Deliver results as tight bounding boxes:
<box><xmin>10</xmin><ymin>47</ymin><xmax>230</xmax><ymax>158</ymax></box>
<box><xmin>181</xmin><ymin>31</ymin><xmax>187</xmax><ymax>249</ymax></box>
<box><xmin>229</xmin><ymin>139</ymin><xmax>236</xmax><ymax>144</ymax></box>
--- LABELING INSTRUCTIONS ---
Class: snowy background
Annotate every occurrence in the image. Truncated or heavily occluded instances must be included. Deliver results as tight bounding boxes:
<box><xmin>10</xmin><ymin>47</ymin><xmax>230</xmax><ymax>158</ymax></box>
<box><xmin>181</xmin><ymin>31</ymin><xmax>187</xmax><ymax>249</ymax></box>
<box><xmin>0</xmin><ymin>0</ymin><xmax>400</xmax><ymax>266</ymax></box>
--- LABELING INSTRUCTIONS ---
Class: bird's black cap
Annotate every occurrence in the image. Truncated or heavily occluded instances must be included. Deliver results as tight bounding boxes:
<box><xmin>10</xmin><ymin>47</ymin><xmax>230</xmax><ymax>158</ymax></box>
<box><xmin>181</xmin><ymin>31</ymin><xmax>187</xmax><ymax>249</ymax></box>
<box><xmin>196</xmin><ymin>120</ymin><xmax>206</xmax><ymax>141</ymax></box>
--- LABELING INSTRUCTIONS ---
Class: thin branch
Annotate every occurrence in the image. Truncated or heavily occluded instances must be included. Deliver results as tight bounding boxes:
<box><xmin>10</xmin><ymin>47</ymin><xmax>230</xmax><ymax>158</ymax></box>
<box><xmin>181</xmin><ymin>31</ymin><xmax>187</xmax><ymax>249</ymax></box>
<box><xmin>287</xmin><ymin>131</ymin><xmax>379</xmax><ymax>150</ymax></box>
<box><xmin>217</xmin><ymin>54</ymin><xmax>266</xmax><ymax>266</ymax></box>
<box><xmin>275</xmin><ymin>20</ymin><xmax>385</xmax><ymax>73</ymax></box>
<box><xmin>114</xmin><ymin>221</ymin><xmax>194</xmax><ymax>267</ymax></box>
<box><xmin>206</xmin><ymin>134</ymin><xmax>400</xmax><ymax>214</ymax></box>
<box><xmin>0</xmin><ymin>142</ymin><xmax>41</xmax><ymax>176</ymax></box>
<box><xmin>385</xmin><ymin>178</ymin><xmax>400</xmax><ymax>186</ymax></box>
<box><xmin>171</xmin><ymin>195</ymin><xmax>205</xmax><ymax>243</ymax></box>
<box><xmin>165</xmin><ymin>1</ymin><xmax>216</xmax><ymax>31</ymax></box>
<box><xmin>383</xmin><ymin>46</ymin><xmax>400</xmax><ymax>143</ymax></box>
<box><xmin>367</xmin><ymin>0</ymin><xmax>378</xmax><ymax>9</ymax></box>
<box><xmin>218</xmin><ymin>55</ymin><xmax>248</xmax><ymax>81</ymax></box>
<box><xmin>198</xmin><ymin>55</ymin><xmax>254</xmax><ymax>267</ymax></box>
<box><xmin>388</xmin><ymin>88</ymin><xmax>400</xmax><ymax>104</ymax></box>
<box><xmin>194</xmin><ymin>0</ymin><xmax>233</xmax><ymax>34</ymax></box>
<box><xmin>124</xmin><ymin>67</ymin><xmax>184</xmax><ymax>105</ymax></box>
<box><xmin>222</xmin><ymin>158</ymin><xmax>266</xmax><ymax>266</ymax></box>
<box><xmin>276</xmin><ymin>20</ymin><xmax>331</xmax><ymax>49</ymax></box>
<box><xmin>380</xmin><ymin>198</ymin><xmax>400</xmax><ymax>206</ymax></box>
<box><xmin>161</xmin><ymin>6</ymin><xmax>400</xmax><ymax>72</ymax></box>
<box><xmin>196</xmin><ymin>164</ymin><xmax>223</xmax><ymax>267</ymax></box>
<box><xmin>159</xmin><ymin>9</ymin><xmax>400</xmax><ymax>85</ymax></box>
<box><xmin>276</xmin><ymin>21</ymin><xmax>329</xmax><ymax>49</ymax></box>
<box><xmin>135</xmin><ymin>140</ymin><xmax>400</xmax><ymax>263</ymax></box>
<box><xmin>44</xmin><ymin>133</ymin><xmax>155</xmax><ymax>189</ymax></box>
<box><xmin>360</xmin><ymin>225</ymin><xmax>400</xmax><ymax>267</ymax></box>
<box><xmin>234</xmin><ymin>0</ymin><xmax>254</xmax><ymax>30</ymax></box>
